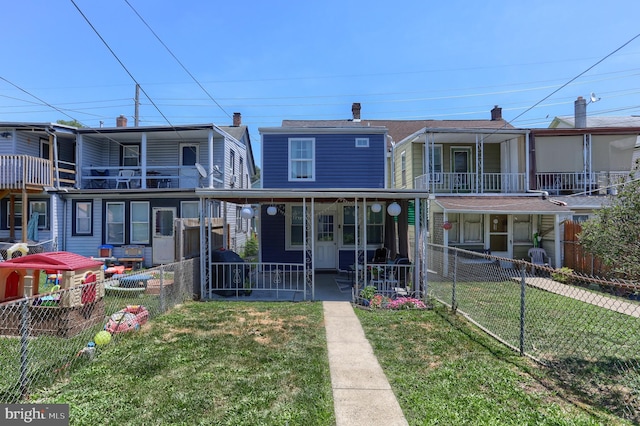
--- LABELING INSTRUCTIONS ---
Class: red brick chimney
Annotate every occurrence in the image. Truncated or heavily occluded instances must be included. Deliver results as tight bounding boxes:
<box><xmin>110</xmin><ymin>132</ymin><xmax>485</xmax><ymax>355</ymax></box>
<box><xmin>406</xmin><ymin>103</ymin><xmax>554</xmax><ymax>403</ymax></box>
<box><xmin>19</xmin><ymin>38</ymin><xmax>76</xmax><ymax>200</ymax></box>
<box><xmin>352</xmin><ymin>103</ymin><xmax>361</xmax><ymax>121</ymax></box>
<box><xmin>490</xmin><ymin>105</ymin><xmax>502</xmax><ymax>121</ymax></box>
<box><xmin>116</xmin><ymin>114</ymin><xmax>128</xmax><ymax>127</ymax></box>
<box><xmin>233</xmin><ymin>112</ymin><xmax>241</xmax><ymax>127</ymax></box>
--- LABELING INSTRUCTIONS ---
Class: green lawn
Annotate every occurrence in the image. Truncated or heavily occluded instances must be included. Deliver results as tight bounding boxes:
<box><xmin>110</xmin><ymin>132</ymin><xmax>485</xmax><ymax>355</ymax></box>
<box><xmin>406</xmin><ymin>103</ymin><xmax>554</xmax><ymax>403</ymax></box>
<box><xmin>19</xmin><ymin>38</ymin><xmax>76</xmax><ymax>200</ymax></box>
<box><xmin>9</xmin><ymin>299</ymin><xmax>635</xmax><ymax>425</ymax></box>
<box><xmin>356</xmin><ymin>304</ymin><xmax>631</xmax><ymax>425</ymax></box>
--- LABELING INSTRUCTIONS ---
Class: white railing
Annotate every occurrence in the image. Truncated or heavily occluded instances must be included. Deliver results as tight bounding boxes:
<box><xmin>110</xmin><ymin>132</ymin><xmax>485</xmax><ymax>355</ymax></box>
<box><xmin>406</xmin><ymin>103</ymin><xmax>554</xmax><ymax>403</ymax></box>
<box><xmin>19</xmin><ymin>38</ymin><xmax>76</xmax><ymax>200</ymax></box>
<box><xmin>82</xmin><ymin>165</ymin><xmax>224</xmax><ymax>190</ymax></box>
<box><xmin>206</xmin><ymin>262</ymin><xmax>307</xmax><ymax>300</ymax></box>
<box><xmin>414</xmin><ymin>172</ymin><xmax>526</xmax><ymax>193</ymax></box>
<box><xmin>0</xmin><ymin>156</ymin><xmax>52</xmax><ymax>190</ymax></box>
<box><xmin>535</xmin><ymin>171</ymin><xmax>632</xmax><ymax>195</ymax></box>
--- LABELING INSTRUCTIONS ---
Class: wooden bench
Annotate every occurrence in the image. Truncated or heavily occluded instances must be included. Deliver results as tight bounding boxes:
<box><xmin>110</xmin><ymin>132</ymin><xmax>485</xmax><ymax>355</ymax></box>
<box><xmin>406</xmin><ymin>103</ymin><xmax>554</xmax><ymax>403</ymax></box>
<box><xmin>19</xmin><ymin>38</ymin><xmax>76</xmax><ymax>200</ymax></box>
<box><xmin>117</xmin><ymin>245</ymin><xmax>144</xmax><ymax>271</ymax></box>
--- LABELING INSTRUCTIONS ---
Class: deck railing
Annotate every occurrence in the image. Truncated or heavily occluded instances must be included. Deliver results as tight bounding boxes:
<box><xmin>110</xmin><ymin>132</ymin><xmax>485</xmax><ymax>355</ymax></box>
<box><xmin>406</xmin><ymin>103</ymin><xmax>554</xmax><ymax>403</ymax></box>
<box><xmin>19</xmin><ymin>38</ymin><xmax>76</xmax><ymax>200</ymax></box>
<box><xmin>535</xmin><ymin>171</ymin><xmax>632</xmax><ymax>195</ymax></box>
<box><xmin>82</xmin><ymin>165</ymin><xmax>224</xmax><ymax>190</ymax></box>
<box><xmin>414</xmin><ymin>172</ymin><xmax>526</xmax><ymax>193</ymax></box>
<box><xmin>0</xmin><ymin>156</ymin><xmax>52</xmax><ymax>190</ymax></box>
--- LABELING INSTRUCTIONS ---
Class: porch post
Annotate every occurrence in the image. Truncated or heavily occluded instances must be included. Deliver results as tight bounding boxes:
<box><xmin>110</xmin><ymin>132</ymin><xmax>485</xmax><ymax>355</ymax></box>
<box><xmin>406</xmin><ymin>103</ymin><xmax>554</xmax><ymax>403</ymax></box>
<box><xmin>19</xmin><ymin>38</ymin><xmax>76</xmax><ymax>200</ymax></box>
<box><xmin>413</xmin><ymin>196</ymin><xmax>421</xmax><ymax>298</ymax></box>
<box><xmin>141</xmin><ymin>132</ymin><xmax>147</xmax><ymax>189</ymax></box>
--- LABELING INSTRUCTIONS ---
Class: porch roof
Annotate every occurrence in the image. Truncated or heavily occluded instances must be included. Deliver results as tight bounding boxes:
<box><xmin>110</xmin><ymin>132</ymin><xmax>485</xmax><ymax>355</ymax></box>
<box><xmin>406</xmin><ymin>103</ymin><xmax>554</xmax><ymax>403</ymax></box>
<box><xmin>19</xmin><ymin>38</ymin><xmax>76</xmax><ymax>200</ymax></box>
<box><xmin>432</xmin><ymin>196</ymin><xmax>573</xmax><ymax>214</ymax></box>
<box><xmin>195</xmin><ymin>188</ymin><xmax>430</xmax><ymax>203</ymax></box>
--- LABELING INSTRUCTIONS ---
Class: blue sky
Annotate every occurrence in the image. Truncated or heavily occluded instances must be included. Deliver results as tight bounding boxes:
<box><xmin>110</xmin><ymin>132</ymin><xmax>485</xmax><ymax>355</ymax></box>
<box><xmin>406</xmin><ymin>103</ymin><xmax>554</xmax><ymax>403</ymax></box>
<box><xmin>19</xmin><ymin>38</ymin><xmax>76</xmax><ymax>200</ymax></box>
<box><xmin>2</xmin><ymin>1</ymin><xmax>640</xmax><ymax>167</ymax></box>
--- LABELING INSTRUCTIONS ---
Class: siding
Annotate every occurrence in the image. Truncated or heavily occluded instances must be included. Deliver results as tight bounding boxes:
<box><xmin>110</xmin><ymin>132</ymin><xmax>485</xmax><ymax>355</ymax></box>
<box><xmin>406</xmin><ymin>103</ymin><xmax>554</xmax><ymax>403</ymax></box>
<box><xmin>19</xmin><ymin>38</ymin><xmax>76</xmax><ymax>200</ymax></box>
<box><xmin>263</xmin><ymin>133</ymin><xmax>386</xmax><ymax>188</ymax></box>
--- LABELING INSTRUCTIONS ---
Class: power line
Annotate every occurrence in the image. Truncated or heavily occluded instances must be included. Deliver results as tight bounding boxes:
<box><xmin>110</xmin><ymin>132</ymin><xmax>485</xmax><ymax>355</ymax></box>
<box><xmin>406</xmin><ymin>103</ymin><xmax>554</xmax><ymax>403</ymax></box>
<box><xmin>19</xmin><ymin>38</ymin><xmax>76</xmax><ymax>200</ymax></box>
<box><xmin>122</xmin><ymin>0</ymin><xmax>232</xmax><ymax>121</ymax></box>
<box><xmin>70</xmin><ymin>0</ymin><xmax>176</xmax><ymax>129</ymax></box>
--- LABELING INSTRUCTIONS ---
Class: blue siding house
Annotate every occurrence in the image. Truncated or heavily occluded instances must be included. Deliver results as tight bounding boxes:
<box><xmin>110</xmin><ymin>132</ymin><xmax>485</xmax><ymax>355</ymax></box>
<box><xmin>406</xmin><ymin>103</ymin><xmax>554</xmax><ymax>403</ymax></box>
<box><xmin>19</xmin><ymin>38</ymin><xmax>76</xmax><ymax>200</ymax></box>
<box><xmin>259</xmin><ymin>125</ymin><xmax>390</xmax><ymax>271</ymax></box>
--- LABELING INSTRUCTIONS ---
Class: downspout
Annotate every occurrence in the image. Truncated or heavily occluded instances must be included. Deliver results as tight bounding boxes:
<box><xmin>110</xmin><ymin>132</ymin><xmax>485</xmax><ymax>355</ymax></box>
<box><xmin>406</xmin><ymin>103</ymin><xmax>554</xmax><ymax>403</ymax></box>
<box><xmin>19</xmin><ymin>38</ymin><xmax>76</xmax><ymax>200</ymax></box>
<box><xmin>45</xmin><ymin>128</ymin><xmax>60</xmax><ymax>189</ymax></box>
<box><xmin>390</xmin><ymin>137</ymin><xmax>396</xmax><ymax>188</ymax></box>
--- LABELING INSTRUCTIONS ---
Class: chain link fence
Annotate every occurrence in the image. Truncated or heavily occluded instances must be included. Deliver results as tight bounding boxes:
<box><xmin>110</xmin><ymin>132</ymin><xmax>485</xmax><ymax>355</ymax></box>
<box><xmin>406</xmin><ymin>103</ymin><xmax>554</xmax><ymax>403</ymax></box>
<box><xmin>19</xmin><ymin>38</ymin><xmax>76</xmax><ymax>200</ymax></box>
<box><xmin>0</xmin><ymin>258</ymin><xmax>198</xmax><ymax>403</ymax></box>
<box><xmin>426</xmin><ymin>243</ymin><xmax>640</xmax><ymax>422</ymax></box>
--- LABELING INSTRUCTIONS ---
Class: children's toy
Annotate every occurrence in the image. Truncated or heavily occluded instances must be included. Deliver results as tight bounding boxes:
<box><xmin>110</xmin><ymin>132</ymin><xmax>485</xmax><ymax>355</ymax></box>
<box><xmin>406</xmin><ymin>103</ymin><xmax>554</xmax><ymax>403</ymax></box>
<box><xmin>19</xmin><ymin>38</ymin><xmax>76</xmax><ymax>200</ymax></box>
<box><xmin>105</xmin><ymin>305</ymin><xmax>149</xmax><ymax>334</ymax></box>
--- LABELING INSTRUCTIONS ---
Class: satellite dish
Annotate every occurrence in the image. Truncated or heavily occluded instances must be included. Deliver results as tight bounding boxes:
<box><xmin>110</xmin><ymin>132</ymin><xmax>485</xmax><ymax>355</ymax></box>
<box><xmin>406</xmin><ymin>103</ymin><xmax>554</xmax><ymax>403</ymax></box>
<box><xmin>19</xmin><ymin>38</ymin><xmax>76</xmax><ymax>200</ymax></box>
<box><xmin>590</xmin><ymin>92</ymin><xmax>601</xmax><ymax>103</ymax></box>
<box><xmin>195</xmin><ymin>163</ymin><xmax>207</xmax><ymax>178</ymax></box>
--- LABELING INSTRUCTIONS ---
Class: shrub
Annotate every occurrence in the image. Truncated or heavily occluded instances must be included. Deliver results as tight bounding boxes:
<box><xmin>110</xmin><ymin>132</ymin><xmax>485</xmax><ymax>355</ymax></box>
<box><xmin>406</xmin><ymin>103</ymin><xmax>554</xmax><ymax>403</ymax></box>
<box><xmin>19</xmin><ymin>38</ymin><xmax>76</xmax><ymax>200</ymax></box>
<box><xmin>552</xmin><ymin>267</ymin><xmax>575</xmax><ymax>284</ymax></box>
<box><xmin>387</xmin><ymin>297</ymin><xmax>428</xmax><ymax>310</ymax></box>
<box><xmin>359</xmin><ymin>285</ymin><xmax>377</xmax><ymax>301</ymax></box>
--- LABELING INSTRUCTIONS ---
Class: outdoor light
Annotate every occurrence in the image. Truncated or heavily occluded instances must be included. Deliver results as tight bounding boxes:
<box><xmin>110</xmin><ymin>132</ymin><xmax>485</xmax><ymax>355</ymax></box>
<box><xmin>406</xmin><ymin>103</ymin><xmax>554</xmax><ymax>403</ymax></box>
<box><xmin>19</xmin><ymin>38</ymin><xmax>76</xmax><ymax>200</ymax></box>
<box><xmin>240</xmin><ymin>206</ymin><xmax>254</xmax><ymax>220</ymax></box>
<box><xmin>371</xmin><ymin>203</ymin><xmax>382</xmax><ymax>213</ymax></box>
<box><xmin>387</xmin><ymin>202</ymin><xmax>401</xmax><ymax>217</ymax></box>
<box><xmin>442</xmin><ymin>221</ymin><xmax>452</xmax><ymax>230</ymax></box>
<box><xmin>267</xmin><ymin>205</ymin><xmax>278</xmax><ymax>216</ymax></box>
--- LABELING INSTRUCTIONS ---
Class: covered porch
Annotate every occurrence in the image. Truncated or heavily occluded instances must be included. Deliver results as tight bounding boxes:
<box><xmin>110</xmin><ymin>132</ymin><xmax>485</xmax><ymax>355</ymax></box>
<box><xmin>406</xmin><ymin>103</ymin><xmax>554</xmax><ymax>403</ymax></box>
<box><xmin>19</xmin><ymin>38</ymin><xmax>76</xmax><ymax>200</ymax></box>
<box><xmin>196</xmin><ymin>189</ymin><xmax>431</xmax><ymax>301</ymax></box>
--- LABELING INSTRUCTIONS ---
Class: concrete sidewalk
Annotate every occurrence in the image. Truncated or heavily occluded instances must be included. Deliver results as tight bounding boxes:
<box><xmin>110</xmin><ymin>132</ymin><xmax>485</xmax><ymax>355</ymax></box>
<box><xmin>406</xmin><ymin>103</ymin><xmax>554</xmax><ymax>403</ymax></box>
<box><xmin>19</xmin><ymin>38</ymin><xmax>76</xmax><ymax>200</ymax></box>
<box><xmin>323</xmin><ymin>301</ymin><xmax>408</xmax><ymax>426</ymax></box>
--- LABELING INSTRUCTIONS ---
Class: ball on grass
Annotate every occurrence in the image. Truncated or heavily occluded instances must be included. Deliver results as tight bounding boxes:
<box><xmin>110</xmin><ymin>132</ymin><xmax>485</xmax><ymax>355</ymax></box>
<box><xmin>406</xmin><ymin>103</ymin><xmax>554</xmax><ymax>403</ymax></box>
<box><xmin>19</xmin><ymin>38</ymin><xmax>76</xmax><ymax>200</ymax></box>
<box><xmin>94</xmin><ymin>330</ymin><xmax>112</xmax><ymax>346</ymax></box>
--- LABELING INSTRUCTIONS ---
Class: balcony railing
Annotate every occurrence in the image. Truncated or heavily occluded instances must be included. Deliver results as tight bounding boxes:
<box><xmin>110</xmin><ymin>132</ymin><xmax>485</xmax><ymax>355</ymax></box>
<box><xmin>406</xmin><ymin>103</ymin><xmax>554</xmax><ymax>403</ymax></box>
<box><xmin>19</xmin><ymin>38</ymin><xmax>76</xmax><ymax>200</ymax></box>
<box><xmin>414</xmin><ymin>172</ymin><xmax>526</xmax><ymax>193</ymax></box>
<box><xmin>0</xmin><ymin>156</ymin><xmax>52</xmax><ymax>190</ymax></box>
<box><xmin>82</xmin><ymin>165</ymin><xmax>224</xmax><ymax>190</ymax></box>
<box><xmin>535</xmin><ymin>171</ymin><xmax>632</xmax><ymax>195</ymax></box>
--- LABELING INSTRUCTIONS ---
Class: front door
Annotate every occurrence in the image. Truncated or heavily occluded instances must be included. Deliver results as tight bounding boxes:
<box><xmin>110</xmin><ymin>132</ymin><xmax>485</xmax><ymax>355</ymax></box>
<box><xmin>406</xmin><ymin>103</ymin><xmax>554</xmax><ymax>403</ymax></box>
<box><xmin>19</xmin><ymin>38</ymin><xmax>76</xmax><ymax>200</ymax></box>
<box><xmin>152</xmin><ymin>207</ymin><xmax>176</xmax><ymax>265</ymax></box>
<box><xmin>315</xmin><ymin>212</ymin><xmax>337</xmax><ymax>269</ymax></box>
<box><xmin>487</xmin><ymin>214</ymin><xmax>511</xmax><ymax>259</ymax></box>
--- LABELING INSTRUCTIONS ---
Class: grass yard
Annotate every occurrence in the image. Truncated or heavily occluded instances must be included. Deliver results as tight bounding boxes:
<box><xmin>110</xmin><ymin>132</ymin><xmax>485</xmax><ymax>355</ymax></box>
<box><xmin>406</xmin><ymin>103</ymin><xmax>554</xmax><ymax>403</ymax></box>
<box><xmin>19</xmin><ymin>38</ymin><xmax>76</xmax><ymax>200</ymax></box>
<box><xmin>355</xmin><ymin>303</ymin><xmax>632</xmax><ymax>426</ymax></box>
<box><xmin>13</xmin><ymin>299</ymin><xmax>635</xmax><ymax>425</ymax></box>
<box><xmin>30</xmin><ymin>301</ymin><xmax>334</xmax><ymax>425</ymax></box>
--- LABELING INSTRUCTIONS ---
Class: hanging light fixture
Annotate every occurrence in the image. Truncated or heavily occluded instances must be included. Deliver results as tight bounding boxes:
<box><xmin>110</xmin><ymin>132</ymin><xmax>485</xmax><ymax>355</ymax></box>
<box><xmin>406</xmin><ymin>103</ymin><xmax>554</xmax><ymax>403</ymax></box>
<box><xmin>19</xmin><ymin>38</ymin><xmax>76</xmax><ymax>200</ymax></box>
<box><xmin>371</xmin><ymin>203</ymin><xmax>382</xmax><ymax>213</ymax></box>
<box><xmin>266</xmin><ymin>205</ymin><xmax>278</xmax><ymax>216</ymax></box>
<box><xmin>240</xmin><ymin>206</ymin><xmax>254</xmax><ymax>219</ymax></box>
<box><xmin>387</xmin><ymin>202</ymin><xmax>401</xmax><ymax>217</ymax></box>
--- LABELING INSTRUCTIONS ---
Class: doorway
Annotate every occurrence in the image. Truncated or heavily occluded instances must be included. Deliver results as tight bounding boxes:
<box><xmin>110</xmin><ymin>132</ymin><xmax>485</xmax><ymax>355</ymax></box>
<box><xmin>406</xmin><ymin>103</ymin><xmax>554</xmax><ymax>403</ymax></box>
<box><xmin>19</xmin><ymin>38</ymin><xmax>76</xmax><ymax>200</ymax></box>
<box><xmin>451</xmin><ymin>148</ymin><xmax>471</xmax><ymax>191</ymax></box>
<box><xmin>152</xmin><ymin>207</ymin><xmax>176</xmax><ymax>265</ymax></box>
<box><xmin>488</xmin><ymin>214</ymin><xmax>511</xmax><ymax>259</ymax></box>
<box><xmin>179</xmin><ymin>144</ymin><xmax>199</xmax><ymax>188</ymax></box>
<box><xmin>315</xmin><ymin>211</ymin><xmax>337</xmax><ymax>270</ymax></box>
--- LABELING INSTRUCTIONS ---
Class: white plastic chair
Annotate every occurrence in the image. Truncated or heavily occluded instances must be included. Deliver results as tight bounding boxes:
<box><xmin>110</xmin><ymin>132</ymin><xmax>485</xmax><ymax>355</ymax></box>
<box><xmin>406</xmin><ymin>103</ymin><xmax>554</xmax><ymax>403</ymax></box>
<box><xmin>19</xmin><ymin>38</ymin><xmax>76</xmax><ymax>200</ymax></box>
<box><xmin>528</xmin><ymin>248</ymin><xmax>549</xmax><ymax>266</ymax></box>
<box><xmin>116</xmin><ymin>170</ymin><xmax>135</xmax><ymax>188</ymax></box>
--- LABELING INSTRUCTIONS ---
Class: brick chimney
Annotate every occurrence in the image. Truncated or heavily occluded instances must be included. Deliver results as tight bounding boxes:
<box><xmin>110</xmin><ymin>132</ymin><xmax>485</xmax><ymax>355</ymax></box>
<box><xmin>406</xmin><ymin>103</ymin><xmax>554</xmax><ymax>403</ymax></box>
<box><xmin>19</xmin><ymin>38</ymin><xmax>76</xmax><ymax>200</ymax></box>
<box><xmin>233</xmin><ymin>112</ymin><xmax>241</xmax><ymax>127</ymax></box>
<box><xmin>574</xmin><ymin>96</ymin><xmax>587</xmax><ymax>128</ymax></box>
<box><xmin>490</xmin><ymin>105</ymin><xmax>502</xmax><ymax>121</ymax></box>
<box><xmin>352</xmin><ymin>102</ymin><xmax>361</xmax><ymax>121</ymax></box>
<box><xmin>116</xmin><ymin>114</ymin><xmax>128</xmax><ymax>127</ymax></box>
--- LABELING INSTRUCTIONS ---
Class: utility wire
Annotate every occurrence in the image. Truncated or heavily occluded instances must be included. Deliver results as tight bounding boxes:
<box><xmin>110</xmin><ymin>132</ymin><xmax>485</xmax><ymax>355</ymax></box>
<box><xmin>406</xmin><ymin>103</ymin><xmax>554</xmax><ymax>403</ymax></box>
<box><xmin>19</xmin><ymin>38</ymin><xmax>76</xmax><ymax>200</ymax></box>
<box><xmin>70</xmin><ymin>0</ymin><xmax>176</xmax><ymax>130</ymax></box>
<box><xmin>123</xmin><ymin>0</ymin><xmax>232</xmax><ymax>121</ymax></box>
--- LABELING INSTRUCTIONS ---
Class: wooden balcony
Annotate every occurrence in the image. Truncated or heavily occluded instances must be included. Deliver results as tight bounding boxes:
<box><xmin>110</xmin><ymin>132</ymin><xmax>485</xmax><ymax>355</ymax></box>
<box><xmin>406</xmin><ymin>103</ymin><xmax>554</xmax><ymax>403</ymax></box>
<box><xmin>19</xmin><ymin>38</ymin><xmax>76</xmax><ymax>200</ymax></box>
<box><xmin>0</xmin><ymin>156</ymin><xmax>52</xmax><ymax>193</ymax></box>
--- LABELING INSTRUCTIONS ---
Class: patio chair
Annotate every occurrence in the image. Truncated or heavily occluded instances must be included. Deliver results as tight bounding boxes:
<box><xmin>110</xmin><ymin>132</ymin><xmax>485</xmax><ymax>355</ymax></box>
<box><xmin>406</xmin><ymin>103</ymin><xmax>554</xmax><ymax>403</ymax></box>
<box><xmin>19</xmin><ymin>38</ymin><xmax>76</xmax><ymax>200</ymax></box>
<box><xmin>90</xmin><ymin>169</ymin><xmax>109</xmax><ymax>189</ymax></box>
<box><xmin>371</xmin><ymin>247</ymin><xmax>388</xmax><ymax>264</ymax></box>
<box><xmin>528</xmin><ymin>247</ymin><xmax>549</xmax><ymax>266</ymax></box>
<box><xmin>116</xmin><ymin>169</ymin><xmax>135</xmax><ymax>189</ymax></box>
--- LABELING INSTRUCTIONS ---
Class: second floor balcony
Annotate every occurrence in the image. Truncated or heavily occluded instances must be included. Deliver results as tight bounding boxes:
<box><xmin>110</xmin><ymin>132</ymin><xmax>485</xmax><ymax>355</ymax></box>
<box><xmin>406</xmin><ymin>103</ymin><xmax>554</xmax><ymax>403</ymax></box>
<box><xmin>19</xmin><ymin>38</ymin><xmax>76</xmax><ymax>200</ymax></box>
<box><xmin>414</xmin><ymin>170</ymin><xmax>633</xmax><ymax>195</ymax></box>
<box><xmin>81</xmin><ymin>165</ymin><xmax>224</xmax><ymax>190</ymax></box>
<box><xmin>414</xmin><ymin>172</ymin><xmax>527</xmax><ymax>193</ymax></box>
<box><xmin>0</xmin><ymin>155</ymin><xmax>53</xmax><ymax>192</ymax></box>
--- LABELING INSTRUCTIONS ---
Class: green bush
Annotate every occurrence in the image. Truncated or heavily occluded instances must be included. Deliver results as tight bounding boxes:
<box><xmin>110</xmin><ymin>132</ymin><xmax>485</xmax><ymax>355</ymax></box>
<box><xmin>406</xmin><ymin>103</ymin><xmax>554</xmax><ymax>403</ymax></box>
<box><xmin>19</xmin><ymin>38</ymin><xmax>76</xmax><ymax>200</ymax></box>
<box><xmin>360</xmin><ymin>285</ymin><xmax>377</xmax><ymax>301</ymax></box>
<box><xmin>552</xmin><ymin>267</ymin><xmax>575</xmax><ymax>284</ymax></box>
<box><xmin>242</xmin><ymin>235</ymin><xmax>258</xmax><ymax>258</ymax></box>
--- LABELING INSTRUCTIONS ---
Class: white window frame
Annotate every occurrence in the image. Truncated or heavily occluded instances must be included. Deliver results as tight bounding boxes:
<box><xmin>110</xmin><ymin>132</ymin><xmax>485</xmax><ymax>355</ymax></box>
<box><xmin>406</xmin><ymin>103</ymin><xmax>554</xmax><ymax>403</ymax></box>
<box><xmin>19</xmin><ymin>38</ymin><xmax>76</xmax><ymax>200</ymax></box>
<box><xmin>106</xmin><ymin>202</ymin><xmax>125</xmax><ymax>245</ymax></box>
<box><xmin>355</xmin><ymin>137</ymin><xmax>369</xmax><ymax>148</ymax></box>
<box><xmin>8</xmin><ymin>201</ymin><xmax>47</xmax><ymax>230</ymax></box>
<box><xmin>288</xmin><ymin>138</ymin><xmax>315</xmax><ymax>181</ymax></box>
<box><xmin>285</xmin><ymin>205</ymin><xmax>305</xmax><ymax>249</ymax></box>
<box><xmin>131</xmin><ymin>201</ymin><xmax>150</xmax><ymax>244</ymax></box>
<box><xmin>122</xmin><ymin>145</ymin><xmax>140</xmax><ymax>167</ymax></box>
<box><xmin>340</xmin><ymin>205</ymin><xmax>383</xmax><ymax>248</ymax></box>
<box><xmin>75</xmin><ymin>201</ymin><xmax>92</xmax><ymax>235</ymax></box>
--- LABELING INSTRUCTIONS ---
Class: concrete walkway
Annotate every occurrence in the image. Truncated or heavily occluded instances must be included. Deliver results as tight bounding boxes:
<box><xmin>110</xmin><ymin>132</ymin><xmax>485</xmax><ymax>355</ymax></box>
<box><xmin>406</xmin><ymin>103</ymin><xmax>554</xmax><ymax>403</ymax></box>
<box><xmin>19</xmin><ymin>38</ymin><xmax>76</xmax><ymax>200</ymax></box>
<box><xmin>518</xmin><ymin>277</ymin><xmax>640</xmax><ymax>318</ymax></box>
<box><xmin>323</xmin><ymin>301</ymin><xmax>408</xmax><ymax>426</ymax></box>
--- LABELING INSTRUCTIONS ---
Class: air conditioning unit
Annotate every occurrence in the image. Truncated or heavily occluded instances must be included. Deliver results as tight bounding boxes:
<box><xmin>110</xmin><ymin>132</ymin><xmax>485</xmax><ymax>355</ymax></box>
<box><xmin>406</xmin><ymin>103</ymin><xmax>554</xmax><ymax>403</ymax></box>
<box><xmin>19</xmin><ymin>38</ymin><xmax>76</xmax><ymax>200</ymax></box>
<box><xmin>229</xmin><ymin>175</ymin><xmax>237</xmax><ymax>186</ymax></box>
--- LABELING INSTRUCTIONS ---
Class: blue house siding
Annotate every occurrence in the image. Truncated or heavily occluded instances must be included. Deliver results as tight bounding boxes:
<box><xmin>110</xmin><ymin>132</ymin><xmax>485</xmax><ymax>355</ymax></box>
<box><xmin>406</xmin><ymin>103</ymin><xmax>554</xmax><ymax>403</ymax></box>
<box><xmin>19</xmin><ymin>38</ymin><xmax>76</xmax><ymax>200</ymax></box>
<box><xmin>260</xmin><ymin>207</ymin><xmax>303</xmax><ymax>264</ymax></box>
<box><xmin>262</xmin><ymin>133</ymin><xmax>386</xmax><ymax>188</ymax></box>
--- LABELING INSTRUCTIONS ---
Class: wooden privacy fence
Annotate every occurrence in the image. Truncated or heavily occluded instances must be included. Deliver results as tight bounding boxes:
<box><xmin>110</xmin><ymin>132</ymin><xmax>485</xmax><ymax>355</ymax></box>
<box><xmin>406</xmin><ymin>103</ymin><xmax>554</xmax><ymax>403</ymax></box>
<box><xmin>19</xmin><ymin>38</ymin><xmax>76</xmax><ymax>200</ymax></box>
<box><xmin>563</xmin><ymin>220</ymin><xmax>608</xmax><ymax>276</ymax></box>
<box><xmin>175</xmin><ymin>217</ymin><xmax>223</xmax><ymax>260</ymax></box>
